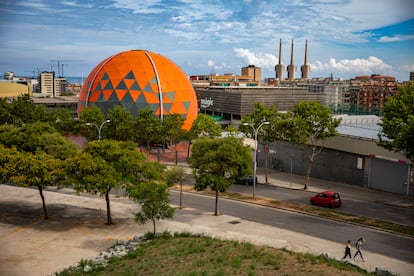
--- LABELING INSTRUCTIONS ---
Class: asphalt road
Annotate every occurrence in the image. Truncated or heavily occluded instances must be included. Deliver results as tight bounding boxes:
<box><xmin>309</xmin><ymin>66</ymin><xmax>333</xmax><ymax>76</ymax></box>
<box><xmin>169</xmin><ymin>191</ymin><xmax>414</xmax><ymax>264</ymax></box>
<box><xmin>229</xmin><ymin>183</ymin><xmax>414</xmax><ymax>227</ymax></box>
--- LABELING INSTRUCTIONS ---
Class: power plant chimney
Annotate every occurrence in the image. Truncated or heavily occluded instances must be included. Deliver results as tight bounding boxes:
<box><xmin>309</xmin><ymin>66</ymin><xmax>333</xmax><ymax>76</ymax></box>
<box><xmin>275</xmin><ymin>39</ymin><xmax>285</xmax><ymax>80</ymax></box>
<box><xmin>301</xmin><ymin>40</ymin><xmax>311</xmax><ymax>79</ymax></box>
<box><xmin>287</xmin><ymin>39</ymin><xmax>296</xmax><ymax>80</ymax></box>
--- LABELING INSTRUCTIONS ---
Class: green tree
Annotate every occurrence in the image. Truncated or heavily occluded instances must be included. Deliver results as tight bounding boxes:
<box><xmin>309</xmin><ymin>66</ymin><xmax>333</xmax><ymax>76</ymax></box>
<box><xmin>127</xmin><ymin>181</ymin><xmax>175</xmax><ymax>235</ymax></box>
<box><xmin>5</xmin><ymin>94</ymin><xmax>47</xmax><ymax>125</ymax></box>
<box><xmin>289</xmin><ymin>101</ymin><xmax>341</xmax><ymax>189</ymax></box>
<box><xmin>107</xmin><ymin>105</ymin><xmax>135</xmax><ymax>141</ymax></box>
<box><xmin>0</xmin><ymin>145</ymin><xmax>17</xmax><ymax>183</ymax></box>
<box><xmin>79</xmin><ymin>106</ymin><xmax>108</xmax><ymax>140</ymax></box>
<box><xmin>164</xmin><ymin>165</ymin><xmax>185</xmax><ymax>208</ymax></box>
<box><xmin>0</xmin><ymin>122</ymin><xmax>77</xmax><ymax>159</ymax></box>
<box><xmin>135</xmin><ymin>107</ymin><xmax>163</xmax><ymax>149</ymax></box>
<box><xmin>3</xmin><ymin>148</ymin><xmax>64</xmax><ymax>219</ymax></box>
<box><xmin>47</xmin><ymin>108</ymin><xmax>77</xmax><ymax>135</ymax></box>
<box><xmin>0</xmin><ymin>97</ymin><xmax>11</xmax><ymax>124</ymax></box>
<box><xmin>186</xmin><ymin>114</ymin><xmax>222</xmax><ymax>158</ymax></box>
<box><xmin>162</xmin><ymin>114</ymin><xmax>186</xmax><ymax>151</ymax></box>
<box><xmin>0</xmin><ymin>94</ymin><xmax>77</xmax><ymax>135</ymax></box>
<box><xmin>188</xmin><ymin>136</ymin><xmax>252</xmax><ymax>215</ymax></box>
<box><xmin>240</xmin><ymin>103</ymin><xmax>282</xmax><ymax>184</ymax></box>
<box><xmin>65</xmin><ymin>151</ymin><xmax>118</xmax><ymax>225</ymax></box>
<box><xmin>188</xmin><ymin>114</ymin><xmax>222</xmax><ymax>139</ymax></box>
<box><xmin>65</xmin><ymin>140</ymin><xmax>155</xmax><ymax>225</ymax></box>
<box><xmin>378</xmin><ymin>83</ymin><xmax>414</xmax><ymax>164</ymax></box>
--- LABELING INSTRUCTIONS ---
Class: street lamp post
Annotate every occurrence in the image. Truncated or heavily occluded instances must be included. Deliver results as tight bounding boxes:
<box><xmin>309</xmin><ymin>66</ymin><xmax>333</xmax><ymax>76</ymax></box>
<box><xmin>86</xmin><ymin>119</ymin><xmax>110</xmax><ymax>140</ymax></box>
<box><xmin>242</xmin><ymin>121</ymin><xmax>270</xmax><ymax>198</ymax></box>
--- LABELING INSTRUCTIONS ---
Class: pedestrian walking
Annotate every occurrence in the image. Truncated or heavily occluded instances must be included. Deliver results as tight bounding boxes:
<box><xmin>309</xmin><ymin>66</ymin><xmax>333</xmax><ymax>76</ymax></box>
<box><xmin>353</xmin><ymin>237</ymin><xmax>365</xmax><ymax>261</ymax></box>
<box><xmin>342</xmin><ymin>240</ymin><xmax>352</xmax><ymax>261</ymax></box>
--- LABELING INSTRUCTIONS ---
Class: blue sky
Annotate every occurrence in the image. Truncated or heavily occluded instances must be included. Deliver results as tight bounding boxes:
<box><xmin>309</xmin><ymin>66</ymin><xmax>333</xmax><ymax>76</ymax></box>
<box><xmin>1</xmin><ymin>0</ymin><xmax>413</xmax><ymax>81</ymax></box>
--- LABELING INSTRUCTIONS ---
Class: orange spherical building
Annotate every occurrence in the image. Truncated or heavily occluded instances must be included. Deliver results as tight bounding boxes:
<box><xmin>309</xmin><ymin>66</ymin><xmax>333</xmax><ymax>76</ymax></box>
<box><xmin>79</xmin><ymin>50</ymin><xmax>198</xmax><ymax>130</ymax></box>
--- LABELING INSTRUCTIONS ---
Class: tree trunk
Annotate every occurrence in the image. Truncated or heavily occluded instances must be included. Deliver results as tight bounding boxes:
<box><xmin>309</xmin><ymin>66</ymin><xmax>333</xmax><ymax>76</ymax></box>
<box><xmin>38</xmin><ymin>185</ymin><xmax>49</xmax><ymax>220</ymax></box>
<box><xmin>186</xmin><ymin>140</ymin><xmax>191</xmax><ymax>159</ymax></box>
<box><xmin>264</xmin><ymin>146</ymin><xmax>269</xmax><ymax>184</ymax></box>
<box><xmin>105</xmin><ymin>188</ymin><xmax>113</xmax><ymax>225</ymax></box>
<box><xmin>304</xmin><ymin>147</ymin><xmax>317</xmax><ymax>190</ymax></box>
<box><xmin>179</xmin><ymin>181</ymin><xmax>183</xmax><ymax>209</ymax></box>
<box><xmin>152</xmin><ymin>218</ymin><xmax>156</xmax><ymax>234</ymax></box>
<box><xmin>214</xmin><ymin>190</ymin><xmax>219</xmax><ymax>216</ymax></box>
<box><xmin>304</xmin><ymin>160</ymin><xmax>313</xmax><ymax>189</ymax></box>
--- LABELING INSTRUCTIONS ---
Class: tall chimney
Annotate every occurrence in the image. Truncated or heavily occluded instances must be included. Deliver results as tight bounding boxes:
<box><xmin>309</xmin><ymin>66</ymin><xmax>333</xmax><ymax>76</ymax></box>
<box><xmin>301</xmin><ymin>40</ymin><xmax>311</xmax><ymax>79</ymax></box>
<box><xmin>275</xmin><ymin>38</ymin><xmax>285</xmax><ymax>80</ymax></box>
<box><xmin>287</xmin><ymin>39</ymin><xmax>296</xmax><ymax>80</ymax></box>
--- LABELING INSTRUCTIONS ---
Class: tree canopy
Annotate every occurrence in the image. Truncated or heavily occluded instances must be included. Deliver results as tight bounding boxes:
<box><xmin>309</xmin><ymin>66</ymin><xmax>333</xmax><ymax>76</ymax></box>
<box><xmin>164</xmin><ymin>165</ymin><xmax>185</xmax><ymax>208</ymax></box>
<box><xmin>0</xmin><ymin>122</ymin><xmax>77</xmax><ymax>159</ymax></box>
<box><xmin>188</xmin><ymin>136</ymin><xmax>252</xmax><ymax>215</ymax></box>
<box><xmin>106</xmin><ymin>105</ymin><xmax>135</xmax><ymax>141</ymax></box>
<box><xmin>128</xmin><ymin>181</ymin><xmax>175</xmax><ymax>235</ymax></box>
<box><xmin>162</xmin><ymin>113</ymin><xmax>186</xmax><ymax>150</ymax></box>
<box><xmin>239</xmin><ymin>103</ymin><xmax>283</xmax><ymax>184</ymax></box>
<box><xmin>378</xmin><ymin>83</ymin><xmax>414</xmax><ymax>163</ymax></box>
<box><xmin>1</xmin><ymin>146</ymin><xmax>64</xmax><ymax>219</ymax></box>
<box><xmin>135</xmin><ymin>107</ymin><xmax>163</xmax><ymax>149</ymax></box>
<box><xmin>289</xmin><ymin>101</ymin><xmax>341</xmax><ymax>189</ymax></box>
<box><xmin>0</xmin><ymin>94</ymin><xmax>46</xmax><ymax>126</ymax></box>
<box><xmin>78</xmin><ymin>106</ymin><xmax>108</xmax><ymax>141</ymax></box>
<box><xmin>188</xmin><ymin>114</ymin><xmax>222</xmax><ymax>139</ymax></box>
<box><xmin>65</xmin><ymin>139</ymin><xmax>165</xmax><ymax>225</ymax></box>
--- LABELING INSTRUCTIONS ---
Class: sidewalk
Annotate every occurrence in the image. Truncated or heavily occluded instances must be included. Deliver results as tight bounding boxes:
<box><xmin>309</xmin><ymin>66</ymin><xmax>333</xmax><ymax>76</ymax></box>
<box><xmin>1</xmin><ymin>184</ymin><xmax>413</xmax><ymax>276</ymax></box>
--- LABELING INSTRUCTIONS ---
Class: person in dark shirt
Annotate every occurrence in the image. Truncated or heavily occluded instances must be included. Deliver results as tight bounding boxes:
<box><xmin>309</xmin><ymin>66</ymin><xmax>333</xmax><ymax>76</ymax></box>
<box><xmin>342</xmin><ymin>240</ymin><xmax>352</xmax><ymax>261</ymax></box>
<box><xmin>354</xmin><ymin>238</ymin><xmax>365</xmax><ymax>261</ymax></box>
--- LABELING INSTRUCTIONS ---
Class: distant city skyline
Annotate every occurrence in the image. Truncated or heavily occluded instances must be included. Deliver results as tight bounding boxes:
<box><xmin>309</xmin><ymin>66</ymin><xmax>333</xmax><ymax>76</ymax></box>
<box><xmin>0</xmin><ymin>0</ymin><xmax>413</xmax><ymax>81</ymax></box>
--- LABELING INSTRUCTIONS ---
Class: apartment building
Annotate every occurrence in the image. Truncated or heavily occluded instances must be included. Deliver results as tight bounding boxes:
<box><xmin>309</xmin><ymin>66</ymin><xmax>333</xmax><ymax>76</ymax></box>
<box><xmin>347</xmin><ymin>75</ymin><xmax>398</xmax><ymax>115</ymax></box>
<box><xmin>34</xmin><ymin>71</ymin><xmax>68</xmax><ymax>97</ymax></box>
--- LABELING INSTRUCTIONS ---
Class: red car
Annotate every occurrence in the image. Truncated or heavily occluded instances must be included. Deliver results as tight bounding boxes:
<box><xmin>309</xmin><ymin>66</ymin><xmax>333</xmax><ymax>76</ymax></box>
<box><xmin>310</xmin><ymin>191</ymin><xmax>341</xmax><ymax>208</ymax></box>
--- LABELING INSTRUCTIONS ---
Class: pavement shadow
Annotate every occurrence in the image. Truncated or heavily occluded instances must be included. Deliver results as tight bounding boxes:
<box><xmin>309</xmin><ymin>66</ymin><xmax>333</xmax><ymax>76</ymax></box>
<box><xmin>0</xmin><ymin>200</ymin><xmax>135</xmax><ymax>232</ymax></box>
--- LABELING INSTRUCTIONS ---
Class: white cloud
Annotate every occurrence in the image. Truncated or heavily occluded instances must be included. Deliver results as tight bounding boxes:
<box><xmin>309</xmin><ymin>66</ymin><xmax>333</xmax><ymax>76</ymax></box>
<box><xmin>321</xmin><ymin>0</ymin><xmax>414</xmax><ymax>31</ymax></box>
<box><xmin>398</xmin><ymin>64</ymin><xmax>414</xmax><ymax>72</ymax></box>
<box><xmin>310</xmin><ymin>56</ymin><xmax>392</xmax><ymax>74</ymax></box>
<box><xmin>379</xmin><ymin>35</ymin><xmax>414</xmax><ymax>43</ymax></box>
<box><xmin>17</xmin><ymin>0</ymin><xmax>52</xmax><ymax>11</ymax></box>
<box><xmin>171</xmin><ymin>16</ymin><xmax>186</xmax><ymax>23</ymax></box>
<box><xmin>164</xmin><ymin>29</ymin><xmax>203</xmax><ymax>41</ymax></box>
<box><xmin>233</xmin><ymin>48</ymin><xmax>277</xmax><ymax>69</ymax></box>
<box><xmin>207</xmin><ymin>60</ymin><xmax>227</xmax><ymax>73</ymax></box>
<box><xmin>112</xmin><ymin>0</ymin><xmax>165</xmax><ymax>14</ymax></box>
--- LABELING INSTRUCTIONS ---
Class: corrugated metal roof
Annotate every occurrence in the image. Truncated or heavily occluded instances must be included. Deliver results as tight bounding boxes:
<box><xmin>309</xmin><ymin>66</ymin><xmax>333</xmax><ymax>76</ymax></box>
<box><xmin>335</xmin><ymin>115</ymin><xmax>381</xmax><ymax>140</ymax></box>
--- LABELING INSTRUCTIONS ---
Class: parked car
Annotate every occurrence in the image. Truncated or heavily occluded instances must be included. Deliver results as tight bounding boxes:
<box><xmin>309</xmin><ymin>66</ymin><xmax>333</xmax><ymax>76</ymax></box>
<box><xmin>309</xmin><ymin>191</ymin><xmax>341</xmax><ymax>208</ymax></box>
<box><xmin>236</xmin><ymin>175</ymin><xmax>257</xmax><ymax>185</ymax></box>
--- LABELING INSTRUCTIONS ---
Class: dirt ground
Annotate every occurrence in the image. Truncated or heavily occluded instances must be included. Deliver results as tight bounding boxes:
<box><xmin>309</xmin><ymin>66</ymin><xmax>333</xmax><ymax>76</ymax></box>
<box><xmin>0</xmin><ymin>185</ymin><xmax>149</xmax><ymax>276</ymax></box>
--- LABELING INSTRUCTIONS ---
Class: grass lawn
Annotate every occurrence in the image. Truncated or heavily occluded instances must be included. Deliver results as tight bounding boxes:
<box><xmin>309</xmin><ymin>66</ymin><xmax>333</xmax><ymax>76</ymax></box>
<box><xmin>57</xmin><ymin>232</ymin><xmax>374</xmax><ymax>276</ymax></box>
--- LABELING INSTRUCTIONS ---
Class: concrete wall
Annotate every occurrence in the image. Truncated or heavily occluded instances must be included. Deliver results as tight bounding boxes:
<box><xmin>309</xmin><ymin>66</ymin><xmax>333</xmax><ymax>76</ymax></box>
<box><xmin>258</xmin><ymin>138</ymin><xmax>412</xmax><ymax>195</ymax></box>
